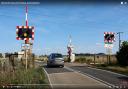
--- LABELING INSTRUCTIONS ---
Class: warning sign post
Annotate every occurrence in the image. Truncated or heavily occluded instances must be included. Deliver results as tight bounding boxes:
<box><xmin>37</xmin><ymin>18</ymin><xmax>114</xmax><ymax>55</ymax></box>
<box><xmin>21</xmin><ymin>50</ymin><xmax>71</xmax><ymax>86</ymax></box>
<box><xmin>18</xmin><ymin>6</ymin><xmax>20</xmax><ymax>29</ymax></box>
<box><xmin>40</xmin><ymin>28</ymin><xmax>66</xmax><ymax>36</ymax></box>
<box><xmin>104</xmin><ymin>32</ymin><xmax>115</xmax><ymax>64</ymax></box>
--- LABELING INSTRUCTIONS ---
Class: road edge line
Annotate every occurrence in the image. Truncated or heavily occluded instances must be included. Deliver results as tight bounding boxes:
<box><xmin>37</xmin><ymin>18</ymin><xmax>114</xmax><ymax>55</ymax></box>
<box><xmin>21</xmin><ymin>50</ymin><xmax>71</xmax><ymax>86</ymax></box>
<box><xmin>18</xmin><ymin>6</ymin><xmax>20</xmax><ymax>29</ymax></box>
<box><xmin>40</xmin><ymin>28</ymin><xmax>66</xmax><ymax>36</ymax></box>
<box><xmin>64</xmin><ymin>66</ymin><xmax>115</xmax><ymax>88</ymax></box>
<box><xmin>43</xmin><ymin>67</ymin><xmax>53</xmax><ymax>89</ymax></box>
<box><xmin>88</xmin><ymin>66</ymin><xmax>128</xmax><ymax>77</ymax></box>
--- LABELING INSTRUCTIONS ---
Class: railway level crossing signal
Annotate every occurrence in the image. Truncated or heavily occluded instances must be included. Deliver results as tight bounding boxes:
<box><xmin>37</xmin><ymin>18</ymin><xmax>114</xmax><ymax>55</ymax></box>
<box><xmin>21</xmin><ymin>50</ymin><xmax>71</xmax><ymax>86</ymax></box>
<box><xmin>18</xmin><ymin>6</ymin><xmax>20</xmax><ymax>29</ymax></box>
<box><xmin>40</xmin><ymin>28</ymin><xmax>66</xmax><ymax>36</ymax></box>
<box><xmin>16</xmin><ymin>3</ymin><xmax>35</xmax><ymax>70</ymax></box>
<box><xmin>104</xmin><ymin>32</ymin><xmax>115</xmax><ymax>64</ymax></box>
<box><xmin>104</xmin><ymin>32</ymin><xmax>115</xmax><ymax>48</ymax></box>
<box><xmin>104</xmin><ymin>32</ymin><xmax>115</xmax><ymax>44</ymax></box>
<box><xmin>16</xmin><ymin>26</ymin><xmax>34</xmax><ymax>40</ymax></box>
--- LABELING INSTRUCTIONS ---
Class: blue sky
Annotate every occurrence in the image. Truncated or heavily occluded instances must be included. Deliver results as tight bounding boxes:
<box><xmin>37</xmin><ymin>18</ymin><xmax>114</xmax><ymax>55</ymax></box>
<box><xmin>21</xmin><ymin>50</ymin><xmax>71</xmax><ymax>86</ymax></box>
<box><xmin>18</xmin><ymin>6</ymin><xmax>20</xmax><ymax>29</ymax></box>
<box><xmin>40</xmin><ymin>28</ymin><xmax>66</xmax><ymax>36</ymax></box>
<box><xmin>0</xmin><ymin>3</ymin><xmax>128</xmax><ymax>55</ymax></box>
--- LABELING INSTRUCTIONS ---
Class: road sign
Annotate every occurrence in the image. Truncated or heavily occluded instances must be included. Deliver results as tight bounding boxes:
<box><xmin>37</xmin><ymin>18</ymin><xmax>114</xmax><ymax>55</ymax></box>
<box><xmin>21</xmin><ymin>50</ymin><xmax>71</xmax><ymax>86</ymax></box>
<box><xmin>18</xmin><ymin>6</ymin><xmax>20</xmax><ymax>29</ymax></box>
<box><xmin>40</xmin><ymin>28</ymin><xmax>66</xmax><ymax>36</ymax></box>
<box><xmin>104</xmin><ymin>32</ymin><xmax>115</xmax><ymax>44</ymax></box>
<box><xmin>21</xmin><ymin>43</ymin><xmax>31</xmax><ymax>50</ymax></box>
<box><xmin>104</xmin><ymin>44</ymin><xmax>114</xmax><ymax>48</ymax></box>
<box><xmin>16</xmin><ymin>26</ymin><xmax>34</xmax><ymax>40</ymax></box>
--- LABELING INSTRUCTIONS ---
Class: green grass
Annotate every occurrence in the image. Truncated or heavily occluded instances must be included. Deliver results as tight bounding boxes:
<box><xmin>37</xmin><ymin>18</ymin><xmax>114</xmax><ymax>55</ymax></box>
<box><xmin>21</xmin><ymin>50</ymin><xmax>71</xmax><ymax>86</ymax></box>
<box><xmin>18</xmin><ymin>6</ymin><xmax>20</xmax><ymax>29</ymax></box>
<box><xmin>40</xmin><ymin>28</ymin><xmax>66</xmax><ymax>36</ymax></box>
<box><xmin>0</xmin><ymin>67</ymin><xmax>50</xmax><ymax>89</ymax></box>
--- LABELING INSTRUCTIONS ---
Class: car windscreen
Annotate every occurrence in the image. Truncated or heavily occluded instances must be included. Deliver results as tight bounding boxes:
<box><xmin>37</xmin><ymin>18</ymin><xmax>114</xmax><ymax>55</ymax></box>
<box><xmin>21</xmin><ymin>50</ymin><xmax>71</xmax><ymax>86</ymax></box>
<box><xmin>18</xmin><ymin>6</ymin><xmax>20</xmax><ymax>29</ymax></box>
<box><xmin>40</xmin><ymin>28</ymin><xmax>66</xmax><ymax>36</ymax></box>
<box><xmin>52</xmin><ymin>54</ymin><xmax>63</xmax><ymax>59</ymax></box>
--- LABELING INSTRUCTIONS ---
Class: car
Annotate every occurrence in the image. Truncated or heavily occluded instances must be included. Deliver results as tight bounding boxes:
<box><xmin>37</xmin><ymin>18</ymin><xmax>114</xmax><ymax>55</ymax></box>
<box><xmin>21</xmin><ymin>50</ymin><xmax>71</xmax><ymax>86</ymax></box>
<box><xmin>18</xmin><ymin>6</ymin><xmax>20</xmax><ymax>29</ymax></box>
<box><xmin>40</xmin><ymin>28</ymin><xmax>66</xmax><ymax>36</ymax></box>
<box><xmin>47</xmin><ymin>53</ymin><xmax>64</xmax><ymax>67</ymax></box>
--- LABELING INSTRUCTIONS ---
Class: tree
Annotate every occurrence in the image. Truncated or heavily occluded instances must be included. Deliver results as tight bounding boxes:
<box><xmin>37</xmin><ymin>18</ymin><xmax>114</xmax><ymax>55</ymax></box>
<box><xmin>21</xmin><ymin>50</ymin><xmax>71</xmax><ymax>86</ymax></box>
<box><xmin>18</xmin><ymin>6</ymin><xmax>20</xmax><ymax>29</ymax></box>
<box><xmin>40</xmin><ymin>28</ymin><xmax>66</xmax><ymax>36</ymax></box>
<box><xmin>116</xmin><ymin>41</ymin><xmax>128</xmax><ymax>66</ymax></box>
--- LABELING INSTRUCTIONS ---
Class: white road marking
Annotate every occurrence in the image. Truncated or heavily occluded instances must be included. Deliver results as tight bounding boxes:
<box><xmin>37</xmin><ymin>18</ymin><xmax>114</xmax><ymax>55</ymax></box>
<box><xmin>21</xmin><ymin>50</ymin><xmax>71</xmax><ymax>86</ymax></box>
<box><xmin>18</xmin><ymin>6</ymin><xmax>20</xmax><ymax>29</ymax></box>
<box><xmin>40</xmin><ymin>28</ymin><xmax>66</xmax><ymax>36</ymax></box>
<box><xmin>43</xmin><ymin>65</ymin><xmax>118</xmax><ymax>89</ymax></box>
<box><xmin>43</xmin><ymin>67</ymin><xmax>53</xmax><ymax>89</ymax></box>
<box><xmin>88</xmin><ymin>67</ymin><xmax>128</xmax><ymax>77</ymax></box>
<box><xmin>49</xmin><ymin>72</ymin><xmax>69</xmax><ymax>74</ymax></box>
<box><xmin>64</xmin><ymin>66</ymin><xmax>115</xmax><ymax>88</ymax></box>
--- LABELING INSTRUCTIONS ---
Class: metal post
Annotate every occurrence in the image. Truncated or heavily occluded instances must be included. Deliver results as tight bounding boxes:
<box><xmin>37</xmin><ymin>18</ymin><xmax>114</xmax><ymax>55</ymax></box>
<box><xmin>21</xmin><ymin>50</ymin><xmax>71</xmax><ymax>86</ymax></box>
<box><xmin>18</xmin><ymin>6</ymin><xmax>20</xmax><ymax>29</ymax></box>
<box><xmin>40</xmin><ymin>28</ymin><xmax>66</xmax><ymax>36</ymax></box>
<box><xmin>94</xmin><ymin>53</ymin><xmax>95</xmax><ymax>65</ymax></box>
<box><xmin>108</xmin><ymin>48</ymin><xmax>111</xmax><ymax>64</ymax></box>
<box><xmin>117</xmin><ymin>32</ymin><xmax>123</xmax><ymax>51</ymax></box>
<box><xmin>25</xmin><ymin>45</ymin><xmax>27</xmax><ymax>70</ymax></box>
<box><xmin>119</xmin><ymin>33</ymin><xmax>121</xmax><ymax>51</ymax></box>
<box><xmin>25</xmin><ymin>2</ymin><xmax>28</xmax><ymax>70</ymax></box>
<box><xmin>26</xmin><ymin>2</ymin><xmax>28</xmax><ymax>27</ymax></box>
<box><xmin>106</xmin><ymin>47</ymin><xmax>110</xmax><ymax>64</ymax></box>
<box><xmin>106</xmin><ymin>47</ymin><xmax>112</xmax><ymax>65</ymax></box>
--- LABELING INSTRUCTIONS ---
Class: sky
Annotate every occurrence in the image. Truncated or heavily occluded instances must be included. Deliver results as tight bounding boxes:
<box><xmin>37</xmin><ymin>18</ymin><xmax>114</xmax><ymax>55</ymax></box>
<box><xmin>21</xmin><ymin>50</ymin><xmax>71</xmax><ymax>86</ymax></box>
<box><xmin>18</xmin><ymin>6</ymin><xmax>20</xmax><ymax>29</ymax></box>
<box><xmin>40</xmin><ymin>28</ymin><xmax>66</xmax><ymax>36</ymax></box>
<box><xmin>0</xmin><ymin>1</ymin><xmax>128</xmax><ymax>55</ymax></box>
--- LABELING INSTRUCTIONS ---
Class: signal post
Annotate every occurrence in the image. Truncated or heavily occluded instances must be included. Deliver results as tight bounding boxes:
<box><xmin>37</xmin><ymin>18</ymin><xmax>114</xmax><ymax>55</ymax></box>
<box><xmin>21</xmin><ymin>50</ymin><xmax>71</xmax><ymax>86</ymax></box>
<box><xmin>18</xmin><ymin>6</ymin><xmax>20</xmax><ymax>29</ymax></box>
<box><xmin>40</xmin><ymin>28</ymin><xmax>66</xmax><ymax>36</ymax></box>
<box><xmin>16</xmin><ymin>3</ymin><xmax>35</xmax><ymax>70</ymax></box>
<box><xmin>104</xmin><ymin>32</ymin><xmax>115</xmax><ymax>64</ymax></box>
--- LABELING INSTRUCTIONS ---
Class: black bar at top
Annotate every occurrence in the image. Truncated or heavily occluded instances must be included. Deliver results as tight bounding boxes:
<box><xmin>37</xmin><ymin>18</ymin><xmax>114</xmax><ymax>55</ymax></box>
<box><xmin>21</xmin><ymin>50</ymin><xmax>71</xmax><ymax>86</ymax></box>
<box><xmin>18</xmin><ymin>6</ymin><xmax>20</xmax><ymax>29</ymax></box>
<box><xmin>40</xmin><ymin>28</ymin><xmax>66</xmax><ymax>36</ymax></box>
<box><xmin>0</xmin><ymin>0</ymin><xmax>128</xmax><ymax>3</ymax></box>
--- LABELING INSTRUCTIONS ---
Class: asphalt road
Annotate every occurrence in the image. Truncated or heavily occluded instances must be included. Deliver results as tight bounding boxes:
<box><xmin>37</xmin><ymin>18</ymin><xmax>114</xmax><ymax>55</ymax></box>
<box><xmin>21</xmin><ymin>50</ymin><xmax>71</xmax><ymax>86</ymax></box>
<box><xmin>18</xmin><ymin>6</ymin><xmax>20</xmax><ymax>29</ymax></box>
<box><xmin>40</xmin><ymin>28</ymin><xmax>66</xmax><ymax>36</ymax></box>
<box><xmin>65</xmin><ymin>63</ymin><xmax>128</xmax><ymax>89</ymax></box>
<box><xmin>36</xmin><ymin>61</ymin><xmax>128</xmax><ymax>89</ymax></box>
<box><xmin>43</xmin><ymin>64</ymin><xmax>110</xmax><ymax>89</ymax></box>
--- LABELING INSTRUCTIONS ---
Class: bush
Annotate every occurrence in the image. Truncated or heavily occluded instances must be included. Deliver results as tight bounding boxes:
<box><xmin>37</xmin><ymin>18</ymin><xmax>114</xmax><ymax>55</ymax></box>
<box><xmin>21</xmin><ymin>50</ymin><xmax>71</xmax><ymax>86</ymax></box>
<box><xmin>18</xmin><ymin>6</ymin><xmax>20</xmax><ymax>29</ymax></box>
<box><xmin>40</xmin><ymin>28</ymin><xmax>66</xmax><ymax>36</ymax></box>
<box><xmin>75</xmin><ymin>57</ymin><xmax>86</xmax><ymax>63</ymax></box>
<box><xmin>86</xmin><ymin>59</ymin><xmax>92</xmax><ymax>64</ymax></box>
<box><xmin>116</xmin><ymin>41</ymin><xmax>128</xmax><ymax>66</ymax></box>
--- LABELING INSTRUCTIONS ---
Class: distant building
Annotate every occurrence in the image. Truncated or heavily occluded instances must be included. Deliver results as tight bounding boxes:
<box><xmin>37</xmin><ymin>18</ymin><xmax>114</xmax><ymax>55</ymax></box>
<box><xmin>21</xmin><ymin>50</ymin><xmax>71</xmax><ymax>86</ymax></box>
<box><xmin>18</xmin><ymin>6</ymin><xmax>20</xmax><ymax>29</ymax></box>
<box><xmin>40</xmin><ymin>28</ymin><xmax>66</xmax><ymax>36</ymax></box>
<box><xmin>18</xmin><ymin>51</ymin><xmax>24</xmax><ymax>59</ymax></box>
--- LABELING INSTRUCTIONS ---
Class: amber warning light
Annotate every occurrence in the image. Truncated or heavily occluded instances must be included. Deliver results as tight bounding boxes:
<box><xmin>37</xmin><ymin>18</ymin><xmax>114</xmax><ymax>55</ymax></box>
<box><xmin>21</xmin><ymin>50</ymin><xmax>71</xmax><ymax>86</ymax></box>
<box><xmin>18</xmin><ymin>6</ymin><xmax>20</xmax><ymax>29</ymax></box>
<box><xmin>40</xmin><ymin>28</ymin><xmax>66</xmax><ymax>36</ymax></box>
<box><xmin>16</xmin><ymin>26</ymin><xmax>34</xmax><ymax>40</ymax></box>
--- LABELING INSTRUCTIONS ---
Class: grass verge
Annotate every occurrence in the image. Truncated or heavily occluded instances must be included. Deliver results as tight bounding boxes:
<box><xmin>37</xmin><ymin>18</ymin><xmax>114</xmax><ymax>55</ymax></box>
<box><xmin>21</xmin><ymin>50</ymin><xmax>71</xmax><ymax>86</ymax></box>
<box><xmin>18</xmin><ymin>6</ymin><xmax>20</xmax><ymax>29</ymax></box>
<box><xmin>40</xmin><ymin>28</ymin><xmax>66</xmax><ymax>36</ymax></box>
<box><xmin>0</xmin><ymin>67</ymin><xmax>50</xmax><ymax>89</ymax></box>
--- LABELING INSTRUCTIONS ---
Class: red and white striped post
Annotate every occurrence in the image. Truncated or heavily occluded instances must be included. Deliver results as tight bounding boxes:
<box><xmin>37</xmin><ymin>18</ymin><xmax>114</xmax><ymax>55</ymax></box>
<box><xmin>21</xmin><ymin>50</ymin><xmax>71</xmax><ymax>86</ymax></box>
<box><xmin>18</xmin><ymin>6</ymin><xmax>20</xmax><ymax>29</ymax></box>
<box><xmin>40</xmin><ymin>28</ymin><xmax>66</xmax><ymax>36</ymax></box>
<box><xmin>25</xmin><ymin>2</ymin><xmax>28</xmax><ymax>70</ymax></box>
<box><xmin>26</xmin><ymin>3</ymin><xmax>28</xmax><ymax>27</ymax></box>
<box><xmin>25</xmin><ymin>3</ymin><xmax>29</xmax><ymax>44</ymax></box>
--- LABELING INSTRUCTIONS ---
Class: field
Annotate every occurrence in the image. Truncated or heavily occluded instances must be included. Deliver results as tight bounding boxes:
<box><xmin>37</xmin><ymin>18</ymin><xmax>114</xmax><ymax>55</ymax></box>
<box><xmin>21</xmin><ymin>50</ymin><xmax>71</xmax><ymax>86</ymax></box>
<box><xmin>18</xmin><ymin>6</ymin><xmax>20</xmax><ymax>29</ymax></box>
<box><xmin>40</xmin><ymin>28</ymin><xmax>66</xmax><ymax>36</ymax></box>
<box><xmin>64</xmin><ymin>55</ymin><xmax>117</xmax><ymax>64</ymax></box>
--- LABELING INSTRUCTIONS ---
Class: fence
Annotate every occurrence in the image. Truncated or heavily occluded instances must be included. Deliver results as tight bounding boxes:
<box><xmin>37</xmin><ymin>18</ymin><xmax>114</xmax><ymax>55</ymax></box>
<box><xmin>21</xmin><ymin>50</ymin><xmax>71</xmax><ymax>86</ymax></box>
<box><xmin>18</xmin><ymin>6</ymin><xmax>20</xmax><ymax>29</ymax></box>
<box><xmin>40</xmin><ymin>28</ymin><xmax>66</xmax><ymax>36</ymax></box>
<box><xmin>73</xmin><ymin>55</ymin><xmax>117</xmax><ymax>64</ymax></box>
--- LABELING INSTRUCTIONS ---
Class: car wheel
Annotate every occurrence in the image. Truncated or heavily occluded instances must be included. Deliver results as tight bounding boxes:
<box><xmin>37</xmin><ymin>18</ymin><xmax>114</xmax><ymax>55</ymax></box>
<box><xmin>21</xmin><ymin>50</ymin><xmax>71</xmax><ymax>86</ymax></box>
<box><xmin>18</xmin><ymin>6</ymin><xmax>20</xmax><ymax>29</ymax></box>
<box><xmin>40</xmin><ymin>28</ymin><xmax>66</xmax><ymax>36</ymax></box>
<box><xmin>47</xmin><ymin>65</ymin><xmax>49</xmax><ymax>68</ymax></box>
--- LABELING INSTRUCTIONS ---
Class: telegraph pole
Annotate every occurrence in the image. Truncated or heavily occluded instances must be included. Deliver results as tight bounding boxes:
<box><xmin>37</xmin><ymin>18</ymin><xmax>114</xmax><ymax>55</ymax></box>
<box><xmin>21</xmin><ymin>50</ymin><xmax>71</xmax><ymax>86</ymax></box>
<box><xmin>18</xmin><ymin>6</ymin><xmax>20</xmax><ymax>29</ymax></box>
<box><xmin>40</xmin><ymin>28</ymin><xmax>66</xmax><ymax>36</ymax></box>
<box><xmin>117</xmin><ymin>32</ymin><xmax>123</xmax><ymax>51</ymax></box>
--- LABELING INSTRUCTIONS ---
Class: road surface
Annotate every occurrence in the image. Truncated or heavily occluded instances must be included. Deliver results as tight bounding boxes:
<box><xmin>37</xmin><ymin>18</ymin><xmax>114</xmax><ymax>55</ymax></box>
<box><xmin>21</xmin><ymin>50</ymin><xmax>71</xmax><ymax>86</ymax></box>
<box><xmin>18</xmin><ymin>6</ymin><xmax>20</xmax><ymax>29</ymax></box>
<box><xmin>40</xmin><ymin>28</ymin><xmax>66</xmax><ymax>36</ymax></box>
<box><xmin>36</xmin><ymin>61</ymin><xmax>128</xmax><ymax>89</ymax></box>
<box><xmin>65</xmin><ymin>63</ymin><xmax>128</xmax><ymax>89</ymax></box>
<box><xmin>43</xmin><ymin>63</ymin><xmax>110</xmax><ymax>89</ymax></box>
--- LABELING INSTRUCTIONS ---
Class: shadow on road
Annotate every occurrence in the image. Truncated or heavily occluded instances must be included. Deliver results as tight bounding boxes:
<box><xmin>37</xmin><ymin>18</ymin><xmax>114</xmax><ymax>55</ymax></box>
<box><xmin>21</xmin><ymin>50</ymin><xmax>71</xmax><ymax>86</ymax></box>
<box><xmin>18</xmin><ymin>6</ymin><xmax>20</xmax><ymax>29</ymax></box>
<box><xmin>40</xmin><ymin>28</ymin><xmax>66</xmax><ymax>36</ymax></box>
<box><xmin>42</xmin><ymin>65</ymin><xmax>62</xmax><ymax>68</ymax></box>
<box><xmin>43</xmin><ymin>65</ymin><xmax>73</xmax><ymax>74</ymax></box>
